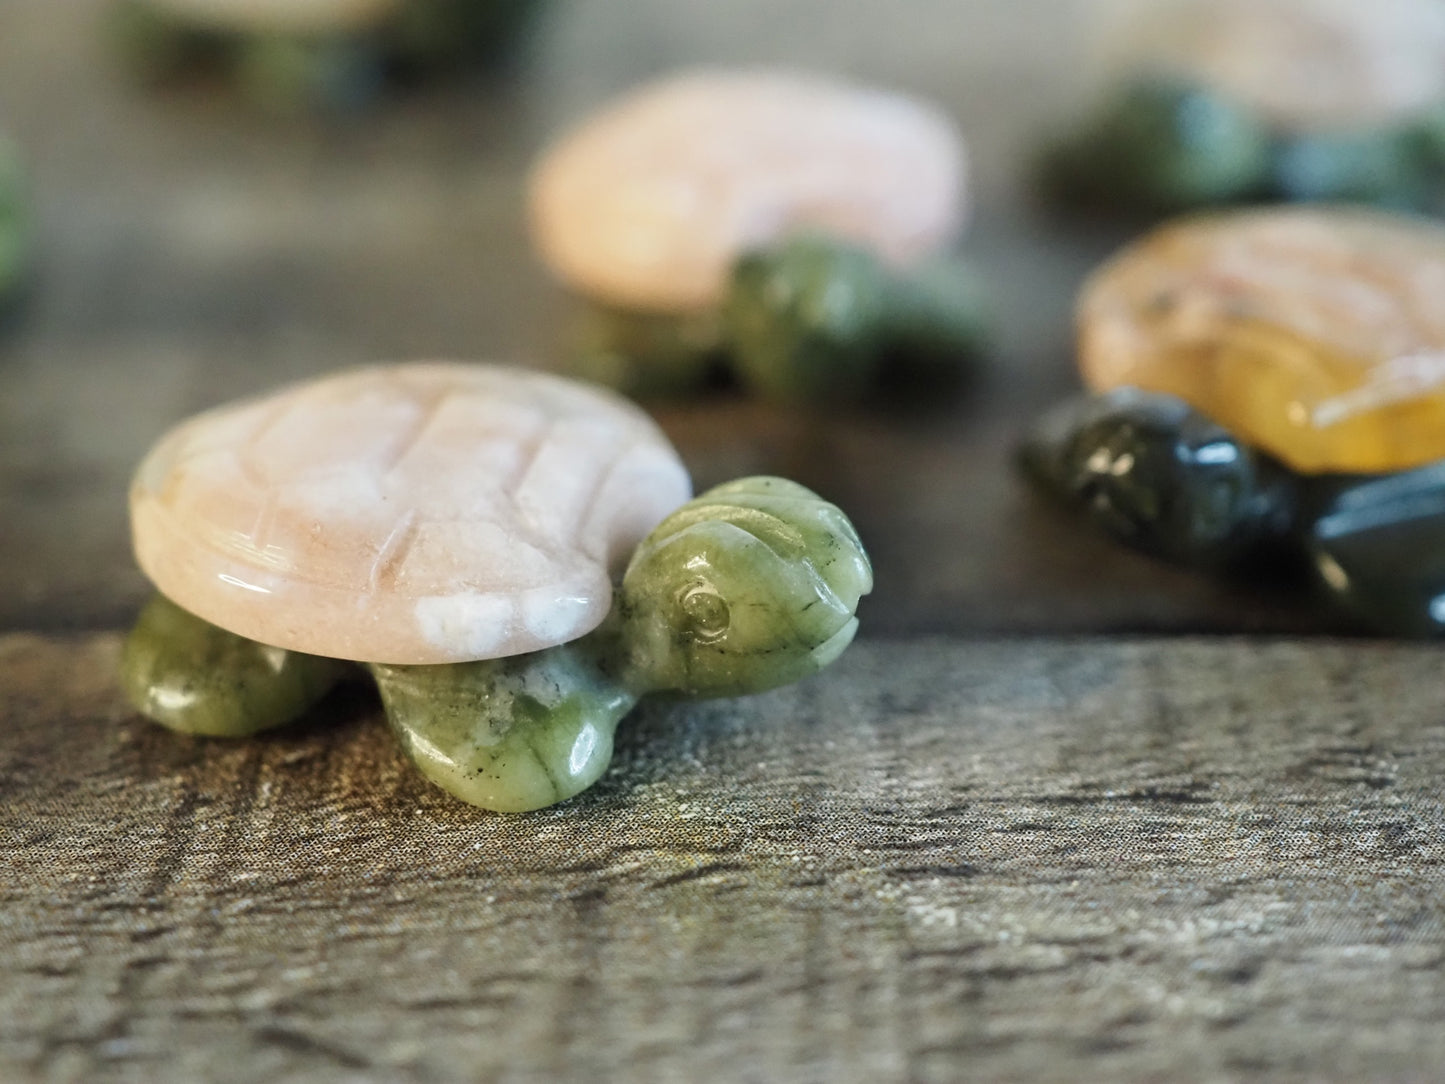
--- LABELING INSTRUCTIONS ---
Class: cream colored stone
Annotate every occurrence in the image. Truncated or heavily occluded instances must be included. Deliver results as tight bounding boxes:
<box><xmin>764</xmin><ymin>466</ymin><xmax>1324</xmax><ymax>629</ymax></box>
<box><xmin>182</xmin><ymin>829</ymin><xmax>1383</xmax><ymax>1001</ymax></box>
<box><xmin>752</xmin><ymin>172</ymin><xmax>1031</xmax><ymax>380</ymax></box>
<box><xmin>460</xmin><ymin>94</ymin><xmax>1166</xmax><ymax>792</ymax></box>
<box><xmin>528</xmin><ymin>69</ymin><xmax>967</xmax><ymax>314</ymax></box>
<box><xmin>1078</xmin><ymin>207</ymin><xmax>1445</xmax><ymax>474</ymax></box>
<box><xmin>143</xmin><ymin>0</ymin><xmax>402</xmax><ymax>35</ymax></box>
<box><xmin>130</xmin><ymin>363</ymin><xmax>692</xmax><ymax>664</ymax></box>
<box><xmin>1094</xmin><ymin>0</ymin><xmax>1445</xmax><ymax>132</ymax></box>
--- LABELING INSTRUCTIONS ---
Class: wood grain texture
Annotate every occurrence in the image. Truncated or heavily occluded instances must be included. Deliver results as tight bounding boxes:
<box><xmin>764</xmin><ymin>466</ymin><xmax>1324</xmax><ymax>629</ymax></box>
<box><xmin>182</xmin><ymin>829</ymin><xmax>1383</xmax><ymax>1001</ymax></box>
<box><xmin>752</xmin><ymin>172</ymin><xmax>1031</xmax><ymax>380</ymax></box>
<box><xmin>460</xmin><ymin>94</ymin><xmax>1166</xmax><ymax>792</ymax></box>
<box><xmin>4</xmin><ymin>633</ymin><xmax>1444</xmax><ymax>1082</ymax></box>
<box><xmin>4</xmin><ymin>3</ymin><xmax>1443</xmax><ymax>1081</ymax></box>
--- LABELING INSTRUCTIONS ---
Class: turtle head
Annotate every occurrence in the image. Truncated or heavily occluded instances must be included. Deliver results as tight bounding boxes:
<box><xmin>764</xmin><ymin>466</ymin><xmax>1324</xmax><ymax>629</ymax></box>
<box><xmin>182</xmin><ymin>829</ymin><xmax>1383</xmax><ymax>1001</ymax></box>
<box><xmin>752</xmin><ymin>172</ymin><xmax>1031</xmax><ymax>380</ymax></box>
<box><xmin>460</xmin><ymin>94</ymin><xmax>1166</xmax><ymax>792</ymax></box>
<box><xmin>615</xmin><ymin>477</ymin><xmax>872</xmax><ymax>698</ymax></box>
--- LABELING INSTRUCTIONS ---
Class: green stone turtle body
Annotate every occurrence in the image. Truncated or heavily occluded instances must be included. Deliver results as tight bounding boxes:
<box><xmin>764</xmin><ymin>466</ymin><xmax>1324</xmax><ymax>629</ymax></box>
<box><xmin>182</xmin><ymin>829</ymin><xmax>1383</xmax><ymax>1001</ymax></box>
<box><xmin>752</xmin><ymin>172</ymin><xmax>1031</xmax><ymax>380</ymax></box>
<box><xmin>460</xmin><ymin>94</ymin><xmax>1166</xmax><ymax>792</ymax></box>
<box><xmin>1042</xmin><ymin>0</ymin><xmax>1445</xmax><ymax>214</ymax></box>
<box><xmin>122</xmin><ymin>365</ymin><xmax>871</xmax><ymax>812</ymax></box>
<box><xmin>114</xmin><ymin>0</ymin><xmax>544</xmax><ymax>110</ymax></box>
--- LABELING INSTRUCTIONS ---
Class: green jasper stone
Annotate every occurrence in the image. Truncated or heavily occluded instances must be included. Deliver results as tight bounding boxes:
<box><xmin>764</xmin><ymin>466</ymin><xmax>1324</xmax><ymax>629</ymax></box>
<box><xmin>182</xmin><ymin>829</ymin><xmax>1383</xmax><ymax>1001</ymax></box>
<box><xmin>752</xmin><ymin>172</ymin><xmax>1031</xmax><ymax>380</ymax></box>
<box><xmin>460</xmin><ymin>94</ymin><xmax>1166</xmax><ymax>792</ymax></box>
<box><xmin>726</xmin><ymin>235</ymin><xmax>988</xmax><ymax>403</ymax></box>
<box><xmin>371</xmin><ymin>643</ymin><xmax>636</xmax><ymax>813</ymax></box>
<box><xmin>725</xmin><ymin>234</ymin><xmax>890</xmax><ymax>403</ymax></box>
<box><xmin>1045</xmin><ymin>78</ymin><xmax>1272</xmax><ymax>212</ymax></box>
<box><xmin>617</xmin><ymin>476</ymin><xmax>872</xmax><ymax>699</ymax></box>
<box><xmin>568</xmin><ymin>302</ymin><xmax>727</xmax><ymax>399</ymax></box>
<box><xmin>121</xmin><ymin>594</ymin><xmax>349</xmax><ymax>737</ymax></box>
<box><xmin>1270</xmin><ymin>127</ymin><xmax>1435</xmax><ymax>209</ymax></box>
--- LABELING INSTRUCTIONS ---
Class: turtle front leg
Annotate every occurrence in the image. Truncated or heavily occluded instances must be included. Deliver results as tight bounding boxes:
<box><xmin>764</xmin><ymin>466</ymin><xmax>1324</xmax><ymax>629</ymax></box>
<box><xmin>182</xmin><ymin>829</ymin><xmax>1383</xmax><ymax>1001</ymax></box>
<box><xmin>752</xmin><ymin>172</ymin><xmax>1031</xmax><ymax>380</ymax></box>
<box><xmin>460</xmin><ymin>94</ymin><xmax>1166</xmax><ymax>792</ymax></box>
<box><xmin>121</xmin><ymin>594</ymin><xmax>351</xmax><ymax>737</ymax></box>
<box><xmin>369</xmin><ymin>643</ymin><xmax>637</xmax><ymax>813</ymax></box>
<box><xmin>724</xmin><ymin>234</ymin><xmax>990</xmax><ymax>404</ymax></box>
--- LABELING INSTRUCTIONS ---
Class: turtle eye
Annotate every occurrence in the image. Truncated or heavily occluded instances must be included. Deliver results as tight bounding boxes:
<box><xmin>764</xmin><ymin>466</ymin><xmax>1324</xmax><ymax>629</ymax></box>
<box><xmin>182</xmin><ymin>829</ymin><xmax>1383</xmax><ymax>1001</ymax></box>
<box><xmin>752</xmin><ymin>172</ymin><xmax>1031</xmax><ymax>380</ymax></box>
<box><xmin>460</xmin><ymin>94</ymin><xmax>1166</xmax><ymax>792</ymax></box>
<box><xmin>678</xmin><ymin>582</ymin><xmax>730</xmax><ymax>643</ymax></box>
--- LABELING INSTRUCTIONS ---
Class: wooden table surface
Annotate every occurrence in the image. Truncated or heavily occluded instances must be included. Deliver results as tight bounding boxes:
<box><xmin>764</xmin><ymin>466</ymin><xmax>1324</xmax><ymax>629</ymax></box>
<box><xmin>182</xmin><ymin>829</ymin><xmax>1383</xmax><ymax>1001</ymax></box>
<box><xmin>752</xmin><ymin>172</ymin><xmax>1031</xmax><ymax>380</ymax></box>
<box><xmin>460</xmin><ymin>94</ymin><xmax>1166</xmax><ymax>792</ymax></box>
<box><xmin>3</xmin><ymin>2</ymin><xmax>1443</xmax><ymax>1081</ymax></box>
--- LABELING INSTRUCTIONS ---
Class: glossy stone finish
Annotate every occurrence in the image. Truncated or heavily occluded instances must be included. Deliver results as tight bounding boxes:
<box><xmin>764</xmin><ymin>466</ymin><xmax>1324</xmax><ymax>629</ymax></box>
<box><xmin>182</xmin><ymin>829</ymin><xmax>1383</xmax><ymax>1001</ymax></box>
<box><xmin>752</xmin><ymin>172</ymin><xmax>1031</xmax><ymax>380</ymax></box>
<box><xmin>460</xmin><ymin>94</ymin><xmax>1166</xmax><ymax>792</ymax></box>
<box><xmin>528</xmin><ymin>69</ymin><xmax>966</xmax><ymax>315</ymax></box>
<box><xmin>1305</xmin><ymin>462</ymin><xmax>1445</xmax><ymax>635</ymax></box>
<box><xmin>1022</xmin><ymin>389</ymin><xmax>1297</xmax><ymax>568</ymax></box>
<box><xmin>1078</xmin><ymin>207</ymin><xmax>1445</xmax><ymax>474</ymax></box>
<box><xmin>725</xmin><ymin>234</ymin><xmax>989</xmax><ymax>404</ymax></box>
<box><xmin>124</xmin><ymin>474</ymin><xmax>870</xmax><ymax>809</ymax></box>
<box><xmin>616</xmin><ymin>477</ymin><xmax>873</xmax><ymax>698</ymax></box>
<box><xmin>129</xmin><ymin>363</ymin><xmax>691</xmax><ymax>665</ymax></box>
<box><xmin>372</xmin><ymin>644</ymin><xmax>634</xmax><ymax>813</ymax></box>
<box><xmin>121</xmin><ymin>594</ymin><xmax>349</xmax><ymax>737</ymax></box>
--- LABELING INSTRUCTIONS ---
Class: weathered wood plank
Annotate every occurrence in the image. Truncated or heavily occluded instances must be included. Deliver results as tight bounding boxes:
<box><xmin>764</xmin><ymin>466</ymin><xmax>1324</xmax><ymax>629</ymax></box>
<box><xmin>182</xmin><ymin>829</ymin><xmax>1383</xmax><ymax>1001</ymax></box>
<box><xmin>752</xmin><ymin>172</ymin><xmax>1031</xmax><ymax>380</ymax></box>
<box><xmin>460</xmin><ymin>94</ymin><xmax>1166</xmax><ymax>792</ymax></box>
<box><xmin>3</xmin><ymin>634</ymin><xmax>1443</xmax><ymax>1082</ymax></box>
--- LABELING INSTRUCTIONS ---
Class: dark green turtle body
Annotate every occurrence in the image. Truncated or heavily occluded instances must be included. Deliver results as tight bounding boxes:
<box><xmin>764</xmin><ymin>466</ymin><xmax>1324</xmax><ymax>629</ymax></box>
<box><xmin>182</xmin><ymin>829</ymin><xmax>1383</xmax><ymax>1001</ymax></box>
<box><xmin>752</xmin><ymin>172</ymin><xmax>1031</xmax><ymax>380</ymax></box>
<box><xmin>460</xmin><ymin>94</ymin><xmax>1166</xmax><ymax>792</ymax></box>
<box><xmin>564</xmin><ymin>235</ymin><xmax>989</xmax><ymax>405</ymax></box>
<box><xmin>1303</xmin><ymin>462</ymin><xmax>1445</xmax><ymax>636</ymax></box>
<box><xmin>1021</xmin><ymin>389</ymin><xmax>1298</xmax><ymax>569</ymax></box>
<box><xmin>1042</xmin><ymin>78</ymin><xmax>1445</xmax><ymax>216</ymax></box>
<box><xmin>1022</xmin><ymin>387</ymin><xmax>1445</xmax><ymax>637</ymax></box>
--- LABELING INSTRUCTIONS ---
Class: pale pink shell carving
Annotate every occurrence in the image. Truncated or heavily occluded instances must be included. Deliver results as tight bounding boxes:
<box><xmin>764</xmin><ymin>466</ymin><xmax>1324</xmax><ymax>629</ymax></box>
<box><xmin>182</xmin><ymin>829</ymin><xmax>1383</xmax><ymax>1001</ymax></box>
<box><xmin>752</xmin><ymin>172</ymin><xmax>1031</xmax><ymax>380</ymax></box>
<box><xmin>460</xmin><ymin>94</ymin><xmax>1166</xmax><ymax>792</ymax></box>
<box><xmin>528</xmin><ymin>69</ymin><xmax>968</xmax><ymax>314</ymax></box>
<box><xmin>130</xmin><ymin>363</ymin><xmax>693</xmax><ymax>664</ymax></box>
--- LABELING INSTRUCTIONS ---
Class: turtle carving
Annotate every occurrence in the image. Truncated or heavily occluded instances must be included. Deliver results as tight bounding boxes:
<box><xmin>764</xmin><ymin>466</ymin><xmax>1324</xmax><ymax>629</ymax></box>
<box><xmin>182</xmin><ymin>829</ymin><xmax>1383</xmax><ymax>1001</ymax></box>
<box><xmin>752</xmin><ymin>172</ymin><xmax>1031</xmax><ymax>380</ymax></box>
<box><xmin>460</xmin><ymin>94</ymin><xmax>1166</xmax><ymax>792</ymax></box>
<box><xmin>1022</xmin><ymin>206</ymin><xmax>1445</xmax><ymax>636</ymax></box>
<box><xmin>527</xmin><ymin>69</ymin><xmax>991</xmax><ymax>403</ymax></box>
<box><xmin>1042</xmin><ymin>0</ymin><xmax>1445</xmax><ymax>213</ymax></box>
<box><xmin>113</xmin><ymin>0</ymin><xmax>544</xmax><ymax>109</ymax></box>
<box><xmin>122</xmin><ymin>363</ymin><xmax>872</xmax><ymax>811</ymax></box>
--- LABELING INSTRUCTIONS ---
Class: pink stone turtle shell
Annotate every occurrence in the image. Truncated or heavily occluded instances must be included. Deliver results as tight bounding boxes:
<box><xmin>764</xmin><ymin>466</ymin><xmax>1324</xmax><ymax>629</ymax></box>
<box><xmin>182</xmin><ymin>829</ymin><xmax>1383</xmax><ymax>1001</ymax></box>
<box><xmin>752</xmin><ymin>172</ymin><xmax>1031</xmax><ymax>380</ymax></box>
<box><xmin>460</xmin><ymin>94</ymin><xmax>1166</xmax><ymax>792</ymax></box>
<box><xmin>130</xmin><ymin>363</ymin><xmax>693</xmax><ymax>664</ymax></box>
<box><xmin>528</xmin><ymin>69</ymin><xmax>968</xmax><ymax>314</ymax></box>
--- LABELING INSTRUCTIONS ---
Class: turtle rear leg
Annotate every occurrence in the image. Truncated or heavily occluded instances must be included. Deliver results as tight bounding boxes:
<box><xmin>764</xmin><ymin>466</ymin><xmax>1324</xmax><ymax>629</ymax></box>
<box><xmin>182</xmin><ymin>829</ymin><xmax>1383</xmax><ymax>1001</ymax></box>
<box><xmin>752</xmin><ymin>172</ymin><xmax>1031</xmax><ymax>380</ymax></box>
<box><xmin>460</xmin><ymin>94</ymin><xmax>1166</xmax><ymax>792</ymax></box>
<box><xmin>369</xmin><ymin>643</ymin><xmax>637</xmax><ymax>813</ymax></box>
<box><xmin>121</xmin><ymin>594</ymin><xmax>350</xmax><ymax>737</ymax></box>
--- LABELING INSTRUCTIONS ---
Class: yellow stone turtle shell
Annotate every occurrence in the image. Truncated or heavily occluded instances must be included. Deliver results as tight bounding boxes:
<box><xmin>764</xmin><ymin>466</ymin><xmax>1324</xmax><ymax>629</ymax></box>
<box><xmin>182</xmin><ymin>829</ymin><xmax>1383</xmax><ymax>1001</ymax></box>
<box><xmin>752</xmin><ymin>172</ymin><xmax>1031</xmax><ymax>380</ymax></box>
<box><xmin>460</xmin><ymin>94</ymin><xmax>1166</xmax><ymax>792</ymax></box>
<box><xmin>1078</xmin><ymin>207</ymin><xmax>1445</xmax><ymax>475</ymax></box>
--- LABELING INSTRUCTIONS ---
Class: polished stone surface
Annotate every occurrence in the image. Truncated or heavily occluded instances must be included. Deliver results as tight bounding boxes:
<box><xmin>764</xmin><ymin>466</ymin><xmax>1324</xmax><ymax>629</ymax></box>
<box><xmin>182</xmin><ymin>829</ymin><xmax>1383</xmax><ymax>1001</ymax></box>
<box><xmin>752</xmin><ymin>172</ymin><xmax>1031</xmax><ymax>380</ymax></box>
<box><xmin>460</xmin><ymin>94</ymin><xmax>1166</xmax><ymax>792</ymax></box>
<box><xmin>726</xmin><ymin>235</ymin><xmax>989</xmax><ymax>404</ymax></box>
<box><xmin>129</xmin><ymin>363</ymin><xmax>692</xmax><ymax>663</ymax></box>
<box><xmin>1040</xmin><ymin>79</ymin><xmax>1273</xmax><ymax>213</ymax></box>
<box><xmin>1021</xmin><ymin>388</ymin><xmax>1297</xmax><ymax>569</ymax></box>
<box><xmin>372</xmin><ymin>640</ymin><xmax>633</xmax><ymax>812</ymax></box>
<box><xmin>123</xmin><ymin>475</ymin><xmax>870</xmax><ymax>811</ymax></box>
<box><xmin>1306</xmin><ymin>460</ymin><xmax>1445</xmax><ymax>635</ymax></box>
<box><xmin>616</xmin><ymin>476</ymin><xmax>872</xmax><ymax>698</ymax></box>
<box><xmin>527</xmin><ymin>68</ymin><xmax>966</xmax><ymax>314</ymax></box>
<box><xmin>1078</xmin><ymin>206</ymin><xmax>1445</xmax><ymax>474</ymax></box>
<box><xmin>120</xmin><ymin>592</ymin><xmax>350</xmax><ymax>735</ymax></box>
